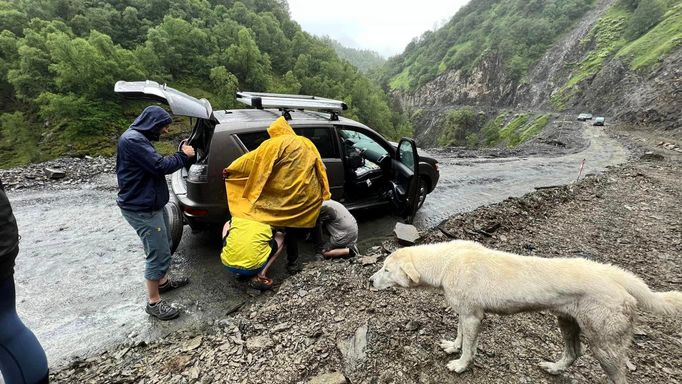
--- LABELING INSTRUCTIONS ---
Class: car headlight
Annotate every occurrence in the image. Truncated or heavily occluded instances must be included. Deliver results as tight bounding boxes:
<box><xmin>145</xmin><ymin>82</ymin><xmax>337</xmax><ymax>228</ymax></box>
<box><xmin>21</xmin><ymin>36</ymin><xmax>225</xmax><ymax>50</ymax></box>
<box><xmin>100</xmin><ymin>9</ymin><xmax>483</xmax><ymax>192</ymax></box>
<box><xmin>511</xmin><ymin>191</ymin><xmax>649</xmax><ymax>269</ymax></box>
<box><xmin>187</xmin><ymin>164</ymin><xmax>208</xmax><ymax>183</ymax></box>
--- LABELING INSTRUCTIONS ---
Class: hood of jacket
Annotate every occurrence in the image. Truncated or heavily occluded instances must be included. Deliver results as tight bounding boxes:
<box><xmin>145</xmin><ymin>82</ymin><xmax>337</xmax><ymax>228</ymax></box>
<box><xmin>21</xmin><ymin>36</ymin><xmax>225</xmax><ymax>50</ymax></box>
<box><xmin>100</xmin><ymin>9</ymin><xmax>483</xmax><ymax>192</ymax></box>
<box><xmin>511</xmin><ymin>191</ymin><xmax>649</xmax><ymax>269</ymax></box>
<box><xmin>130</xmin><ymin>106</ymin><xmax>172</xmax><ymax>141</ymax></box>
<box><xmin>267</xmin><ymin>116</ymin><xmax>295</xmax><ymax>138</ymax></box>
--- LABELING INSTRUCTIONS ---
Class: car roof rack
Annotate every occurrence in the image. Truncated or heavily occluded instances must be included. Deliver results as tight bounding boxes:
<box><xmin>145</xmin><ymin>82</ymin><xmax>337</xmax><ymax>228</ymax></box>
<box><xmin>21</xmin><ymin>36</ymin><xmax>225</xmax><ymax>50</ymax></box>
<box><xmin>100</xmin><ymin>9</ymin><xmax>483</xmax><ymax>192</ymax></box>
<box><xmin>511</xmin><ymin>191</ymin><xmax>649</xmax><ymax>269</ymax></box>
<box><xmin>235</xmin><ymin>91</ymin><xmax>347</xmax><ymax>121</ymax></box>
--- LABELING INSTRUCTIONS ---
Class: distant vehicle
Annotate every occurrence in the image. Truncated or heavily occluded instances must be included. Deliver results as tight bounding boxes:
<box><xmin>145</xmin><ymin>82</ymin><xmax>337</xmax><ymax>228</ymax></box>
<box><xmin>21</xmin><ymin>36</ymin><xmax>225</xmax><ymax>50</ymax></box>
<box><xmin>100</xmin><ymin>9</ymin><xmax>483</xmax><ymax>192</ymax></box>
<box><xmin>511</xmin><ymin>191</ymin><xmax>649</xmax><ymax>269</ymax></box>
<box><xmin>593</xmin><ymin>117</ymin><xmax>605</xmax><ymax>126</ymax></box>
<box><xmin>114</xmin><ymin>81</ymin><xmax>440</xmax><ymax>252</ymax></box>
<box><xmin>577</xmin><ymin>113</ymin><xmax>593</xmax><ymax>121</ymax></box>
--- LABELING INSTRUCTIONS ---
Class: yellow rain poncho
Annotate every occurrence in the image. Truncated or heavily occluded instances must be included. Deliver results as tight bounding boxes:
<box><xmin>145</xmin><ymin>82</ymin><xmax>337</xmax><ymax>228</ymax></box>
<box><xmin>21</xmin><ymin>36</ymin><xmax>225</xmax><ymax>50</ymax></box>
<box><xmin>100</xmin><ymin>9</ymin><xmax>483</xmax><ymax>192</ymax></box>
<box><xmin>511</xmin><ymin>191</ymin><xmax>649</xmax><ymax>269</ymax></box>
<box><xmin>225</xmin><ymin>116</ymin><xmax>331</xmax><ymax>228</ymax></box>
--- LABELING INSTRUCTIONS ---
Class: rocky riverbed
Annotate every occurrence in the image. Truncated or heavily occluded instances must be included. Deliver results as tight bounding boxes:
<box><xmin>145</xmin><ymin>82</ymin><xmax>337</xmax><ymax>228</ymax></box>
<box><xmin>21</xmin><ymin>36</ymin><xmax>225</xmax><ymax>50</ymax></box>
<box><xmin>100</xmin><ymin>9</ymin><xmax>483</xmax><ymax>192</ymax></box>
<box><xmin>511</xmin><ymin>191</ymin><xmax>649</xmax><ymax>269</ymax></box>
<box><xmin>49</xmin><ymin>130</ymin><xmax>681</xmax><ymax>384</ymax></box>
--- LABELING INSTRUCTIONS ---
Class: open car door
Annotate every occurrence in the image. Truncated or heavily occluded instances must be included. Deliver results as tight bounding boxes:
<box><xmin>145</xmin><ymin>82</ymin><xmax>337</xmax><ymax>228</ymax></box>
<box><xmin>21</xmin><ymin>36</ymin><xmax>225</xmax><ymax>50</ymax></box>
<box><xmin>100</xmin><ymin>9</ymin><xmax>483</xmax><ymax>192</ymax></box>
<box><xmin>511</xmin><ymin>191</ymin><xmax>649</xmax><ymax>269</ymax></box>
<box><xmin>389</xmin><ymin>138</ymin><xmax>420</xmax><ymax>224</ymax></box>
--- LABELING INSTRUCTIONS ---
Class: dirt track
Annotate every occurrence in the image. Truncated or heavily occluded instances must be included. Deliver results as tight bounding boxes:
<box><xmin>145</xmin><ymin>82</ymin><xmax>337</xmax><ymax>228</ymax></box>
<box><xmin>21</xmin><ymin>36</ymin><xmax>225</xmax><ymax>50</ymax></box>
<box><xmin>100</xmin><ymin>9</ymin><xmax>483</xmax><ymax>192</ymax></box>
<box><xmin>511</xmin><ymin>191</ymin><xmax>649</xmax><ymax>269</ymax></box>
<box><xmin>49</xmin><ymin>129</ymin><xmax>682</xmax><ymax>383</ymax></box>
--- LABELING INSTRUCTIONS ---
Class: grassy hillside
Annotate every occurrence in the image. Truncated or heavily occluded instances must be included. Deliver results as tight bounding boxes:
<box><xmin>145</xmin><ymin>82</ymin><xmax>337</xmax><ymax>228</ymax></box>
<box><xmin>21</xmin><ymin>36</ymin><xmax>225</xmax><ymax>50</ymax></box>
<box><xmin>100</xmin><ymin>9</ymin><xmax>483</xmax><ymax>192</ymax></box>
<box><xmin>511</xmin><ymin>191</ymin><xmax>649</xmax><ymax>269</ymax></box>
<box><xmin>0</xmin><ymin>0</ymin><xmax>408</xmax><ymax>168</ymax></box>
<box><xmin>436</xmin><ymin>108</ymin><xmax>551</xmax><ymax>148</ymax></box>
<box><xmin>552</xmin><ymin>0</ymin><xmax>682</xmax><ymax>110</ymax></box>
<box><xmin>379</xmin><ymin>0</ymin><xmax>596</xmax><ymax>91</ymax></box>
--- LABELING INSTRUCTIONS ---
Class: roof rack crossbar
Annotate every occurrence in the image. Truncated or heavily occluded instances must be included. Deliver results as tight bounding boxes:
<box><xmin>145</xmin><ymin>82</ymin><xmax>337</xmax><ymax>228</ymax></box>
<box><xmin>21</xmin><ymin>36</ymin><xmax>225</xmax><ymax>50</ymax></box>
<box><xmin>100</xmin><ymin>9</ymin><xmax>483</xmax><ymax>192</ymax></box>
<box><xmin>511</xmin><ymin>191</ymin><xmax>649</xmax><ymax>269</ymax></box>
<box><xmin>235</xmin><ymin>91</ymin><xmax>348</xmax><ymax>113</ymax></box>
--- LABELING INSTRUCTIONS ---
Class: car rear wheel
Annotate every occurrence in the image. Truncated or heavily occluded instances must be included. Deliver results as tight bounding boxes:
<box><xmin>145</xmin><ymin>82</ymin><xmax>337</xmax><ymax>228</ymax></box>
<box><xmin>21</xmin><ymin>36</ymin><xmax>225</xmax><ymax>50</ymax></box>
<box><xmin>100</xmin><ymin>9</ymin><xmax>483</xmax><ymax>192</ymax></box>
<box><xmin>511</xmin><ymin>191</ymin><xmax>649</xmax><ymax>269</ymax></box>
<box><xmin>164</xmin><ymin>201</ymin><xmax>184</xmax><ymax>255</ymax></box>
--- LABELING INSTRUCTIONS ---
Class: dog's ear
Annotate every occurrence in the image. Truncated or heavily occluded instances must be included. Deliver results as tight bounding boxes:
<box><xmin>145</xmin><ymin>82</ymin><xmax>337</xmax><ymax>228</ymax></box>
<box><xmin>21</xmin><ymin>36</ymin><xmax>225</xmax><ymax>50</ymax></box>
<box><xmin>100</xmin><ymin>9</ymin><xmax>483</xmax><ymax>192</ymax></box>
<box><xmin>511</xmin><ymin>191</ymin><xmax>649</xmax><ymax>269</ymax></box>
<box><xmin>400</xmin><ymin>259</ymin><xmax>420</xmax><ymax>285</ymax></box>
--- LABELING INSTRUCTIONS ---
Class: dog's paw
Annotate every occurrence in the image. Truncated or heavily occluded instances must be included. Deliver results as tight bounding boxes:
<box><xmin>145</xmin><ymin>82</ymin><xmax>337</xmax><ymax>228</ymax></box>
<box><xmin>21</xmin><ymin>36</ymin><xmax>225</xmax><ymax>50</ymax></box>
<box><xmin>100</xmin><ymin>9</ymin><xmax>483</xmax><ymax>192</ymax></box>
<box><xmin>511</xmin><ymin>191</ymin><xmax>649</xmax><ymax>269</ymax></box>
<box><xmin>446</xmin><ymin>359</ymin><xmax>469</xmax><ymax>374</ymax></box>
<box><xmin>439</xmin><ymin>339</ymin><xmax>461</xmax><ymax>354</ymax></box>
<box><xmin>538</xmin><ymin>361</ymin><xmax>564</xmax><ymax>375</ymax></box>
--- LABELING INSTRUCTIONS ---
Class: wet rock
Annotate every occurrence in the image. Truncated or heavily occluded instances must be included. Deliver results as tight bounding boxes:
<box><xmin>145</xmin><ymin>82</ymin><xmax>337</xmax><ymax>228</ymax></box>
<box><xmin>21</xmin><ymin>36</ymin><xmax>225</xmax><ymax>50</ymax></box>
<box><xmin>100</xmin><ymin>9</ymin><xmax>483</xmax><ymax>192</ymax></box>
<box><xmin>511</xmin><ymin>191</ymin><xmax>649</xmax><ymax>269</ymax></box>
<box><xmin>393</xmin><ymin>223</ymin><xmax>420</xmax><ymax>245</ymax></box>
<box><xmin>272</xmin><ymin>323</ymin><xmax>289</xmax><ymax>333</ymax></box>
<box><xmin>246</xmin><ymin>335</ymin><xmax>273</xmax><ymax>351</ymax></box>
<box><xmin>640</xmin><ymin>152</ymin><xmax>664</xmax><ymax>161</ymax></box>
<box><xmin>307</xmin><ymin>372</ymin><xmax>347</xmax><ymax>384</ymax></box>
<box><xmin>44</xmin><ymin>167</ymin><xmax>66</xmax><ymax>179</ymax></box>
<box><xmin>359</xmin><ymin>255</ymin><xmax>379</xmax><ymax>266</ymax></box>
<box><xmin>182</xmin><ymin>336</ymin><xmax>203</xmax><ymax>351</ymax></box>
<box><xmin>404</xmin><ymin>320</ymin><xmax>420</xmax><ymax>331</ymax></box>
<box><xmin>337</xmin><ymin>322</ymin><xmax>368</xmax><ymax>369</ymax></box>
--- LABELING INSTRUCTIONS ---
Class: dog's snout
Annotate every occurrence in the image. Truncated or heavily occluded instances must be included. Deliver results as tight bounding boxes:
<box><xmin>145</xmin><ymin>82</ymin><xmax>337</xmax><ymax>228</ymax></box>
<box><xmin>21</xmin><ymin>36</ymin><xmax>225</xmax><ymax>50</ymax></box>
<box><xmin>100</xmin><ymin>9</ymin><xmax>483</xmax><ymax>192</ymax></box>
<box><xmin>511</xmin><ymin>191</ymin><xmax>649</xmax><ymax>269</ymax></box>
<box><xmin>368</xmin><ymin>275</ymin><xmax>374</xmax><ymax>283</ymax></box>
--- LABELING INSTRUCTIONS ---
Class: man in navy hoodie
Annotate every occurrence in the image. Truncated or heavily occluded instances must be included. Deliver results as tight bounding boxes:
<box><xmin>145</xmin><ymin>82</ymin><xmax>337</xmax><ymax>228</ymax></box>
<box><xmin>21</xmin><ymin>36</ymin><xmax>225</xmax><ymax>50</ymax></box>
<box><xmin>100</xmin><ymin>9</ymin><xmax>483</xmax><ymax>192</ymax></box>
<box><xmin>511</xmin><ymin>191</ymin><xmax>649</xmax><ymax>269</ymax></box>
<box><xmin>117</xmin><ymin>105</ymin><xmax>195</xmax><ymax>320</ymax></box>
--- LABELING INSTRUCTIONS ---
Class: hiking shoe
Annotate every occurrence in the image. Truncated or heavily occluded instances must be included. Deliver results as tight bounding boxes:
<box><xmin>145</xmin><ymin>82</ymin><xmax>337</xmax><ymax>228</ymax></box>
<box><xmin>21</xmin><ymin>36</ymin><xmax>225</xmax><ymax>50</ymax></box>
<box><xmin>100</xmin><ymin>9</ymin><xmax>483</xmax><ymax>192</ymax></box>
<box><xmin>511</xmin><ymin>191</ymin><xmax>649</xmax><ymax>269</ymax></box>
<box><xmin>145</xmin><ymin>300</ymin><xmax>180</xmax><ymax>320</ymax></box>
<box><xmin>158</xmin><ymin>276</ymin><xmax>190</xmax><ymax>294</ymax></box>
<box><xmin>287</xmin><ymin>261</ymin><xmax>303</xmax><ymax>274</ymax></box>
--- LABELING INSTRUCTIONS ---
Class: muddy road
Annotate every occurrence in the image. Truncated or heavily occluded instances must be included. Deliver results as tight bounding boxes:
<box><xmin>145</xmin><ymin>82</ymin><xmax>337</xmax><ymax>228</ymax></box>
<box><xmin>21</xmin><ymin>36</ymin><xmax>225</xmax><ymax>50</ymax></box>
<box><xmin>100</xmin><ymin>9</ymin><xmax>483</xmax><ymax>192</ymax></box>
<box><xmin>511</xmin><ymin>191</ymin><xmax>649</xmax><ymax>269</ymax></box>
<box><xmin>5</xmin><ymin>124</ymin><xmax>628</xmax><ymax>369</ymax></box>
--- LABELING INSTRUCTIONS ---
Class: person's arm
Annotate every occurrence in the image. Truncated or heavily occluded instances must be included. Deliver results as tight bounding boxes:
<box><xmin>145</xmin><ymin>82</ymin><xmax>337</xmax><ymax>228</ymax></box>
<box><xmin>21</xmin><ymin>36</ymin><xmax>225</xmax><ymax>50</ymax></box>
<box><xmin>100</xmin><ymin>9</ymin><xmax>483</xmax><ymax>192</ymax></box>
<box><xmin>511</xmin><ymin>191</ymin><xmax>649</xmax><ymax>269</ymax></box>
<box><xmin>124</xmin><ymin>136</ymin><xmax>189</xmax><ymax>176</ymax></box>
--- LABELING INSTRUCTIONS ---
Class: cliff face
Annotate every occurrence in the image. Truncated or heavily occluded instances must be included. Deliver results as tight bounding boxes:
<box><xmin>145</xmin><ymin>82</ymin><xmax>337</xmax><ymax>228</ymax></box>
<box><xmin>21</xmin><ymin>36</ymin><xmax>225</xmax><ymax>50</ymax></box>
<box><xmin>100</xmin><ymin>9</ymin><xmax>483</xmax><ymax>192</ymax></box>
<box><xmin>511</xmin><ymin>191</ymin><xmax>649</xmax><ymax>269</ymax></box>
<box><xmin>394</xmin><ymin>0</ymin><xmax>681</xmax><ymax>145</ymax></box>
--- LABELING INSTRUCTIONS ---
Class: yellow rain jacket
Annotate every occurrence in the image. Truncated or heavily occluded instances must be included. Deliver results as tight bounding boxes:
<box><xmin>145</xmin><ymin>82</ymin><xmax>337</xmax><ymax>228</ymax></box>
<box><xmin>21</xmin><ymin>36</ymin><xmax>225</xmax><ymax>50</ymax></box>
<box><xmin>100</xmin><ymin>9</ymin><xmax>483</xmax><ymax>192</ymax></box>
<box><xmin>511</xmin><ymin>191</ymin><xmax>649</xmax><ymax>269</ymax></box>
<box><xmin>225</xmin><ymin>116</ymin><xmax>331</xmax><ymax>228</ymax></box>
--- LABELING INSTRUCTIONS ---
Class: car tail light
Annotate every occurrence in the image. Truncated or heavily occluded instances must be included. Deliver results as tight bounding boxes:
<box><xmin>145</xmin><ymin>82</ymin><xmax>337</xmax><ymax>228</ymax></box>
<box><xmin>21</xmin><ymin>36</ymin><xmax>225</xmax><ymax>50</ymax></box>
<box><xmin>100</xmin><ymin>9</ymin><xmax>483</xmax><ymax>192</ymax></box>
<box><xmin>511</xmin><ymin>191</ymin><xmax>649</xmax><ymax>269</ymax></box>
<box><xmin>187</xmin><ymin>164</ymin><xmax>208</xmax><ymax>182</ymax></box>
<box><xmin>183</xmin><ymin>206</ymin><xmax>209</xmax><ymax>216</ymax></box>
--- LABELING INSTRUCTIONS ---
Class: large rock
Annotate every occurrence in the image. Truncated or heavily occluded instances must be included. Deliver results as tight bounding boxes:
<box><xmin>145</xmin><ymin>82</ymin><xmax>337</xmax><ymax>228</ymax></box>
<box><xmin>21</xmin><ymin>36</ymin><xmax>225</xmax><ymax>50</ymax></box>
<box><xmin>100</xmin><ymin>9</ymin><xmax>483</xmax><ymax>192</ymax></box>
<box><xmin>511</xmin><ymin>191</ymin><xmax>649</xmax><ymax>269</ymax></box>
<box><xmin>337</xmin><ymin>322</ymin><xmax>368</xmax><ymax>370</ymax></box>
<box><xmin>44</xmin><ymin>167</ymin><xmax>66</xmax><ymax>179</ymax></box>
<box><xmin>307</xmin><ymin>372</ymin><xmax>347</xmax><ymax>384</ymax></box>
<box><xmin>393</xmin><ymin>222</ymin><xmax>420</xmax><ymax>245</ymax></box>
<box><xmin>245</xmin><ymin>335</ymin><xmax>273</xmax><ymax>351</ymax></box>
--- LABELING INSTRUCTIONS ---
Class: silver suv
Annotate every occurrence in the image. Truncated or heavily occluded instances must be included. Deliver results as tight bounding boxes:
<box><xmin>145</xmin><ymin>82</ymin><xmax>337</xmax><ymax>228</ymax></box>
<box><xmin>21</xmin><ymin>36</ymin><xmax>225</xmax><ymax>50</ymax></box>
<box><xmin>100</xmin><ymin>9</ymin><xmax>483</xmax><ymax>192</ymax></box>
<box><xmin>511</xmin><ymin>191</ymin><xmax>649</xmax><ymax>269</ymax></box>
<box><xmin>115</xmin><ymin>81</ymin><xmax>440</xmax><ymax>251</ymax></box>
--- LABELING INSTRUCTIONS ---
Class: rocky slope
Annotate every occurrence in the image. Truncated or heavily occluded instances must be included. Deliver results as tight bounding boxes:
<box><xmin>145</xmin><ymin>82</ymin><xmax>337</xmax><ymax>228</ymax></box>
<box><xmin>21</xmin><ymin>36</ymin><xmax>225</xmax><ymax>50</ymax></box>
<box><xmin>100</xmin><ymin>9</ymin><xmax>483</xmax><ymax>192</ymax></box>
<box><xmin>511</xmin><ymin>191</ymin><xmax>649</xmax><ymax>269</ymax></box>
<box><xmin>393</xmin><ymin>0</ymin><xmax>681</xmax><ymax>145</ymax></box>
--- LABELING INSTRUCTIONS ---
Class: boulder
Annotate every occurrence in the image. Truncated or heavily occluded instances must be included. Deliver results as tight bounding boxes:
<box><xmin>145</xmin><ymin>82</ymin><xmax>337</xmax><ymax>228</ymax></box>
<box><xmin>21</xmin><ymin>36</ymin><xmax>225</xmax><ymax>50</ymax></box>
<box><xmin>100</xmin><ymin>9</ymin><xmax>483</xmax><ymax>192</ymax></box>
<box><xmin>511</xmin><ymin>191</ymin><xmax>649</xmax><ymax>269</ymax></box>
<box><xmin>44</xmin><ymin>167</ymin><xmax>66</xmax><ymax>179</ymax></box>
<box><xmin>394</xmin><ymin>222</ymin><xmax>420</xmax><ymax>245</ymax></box>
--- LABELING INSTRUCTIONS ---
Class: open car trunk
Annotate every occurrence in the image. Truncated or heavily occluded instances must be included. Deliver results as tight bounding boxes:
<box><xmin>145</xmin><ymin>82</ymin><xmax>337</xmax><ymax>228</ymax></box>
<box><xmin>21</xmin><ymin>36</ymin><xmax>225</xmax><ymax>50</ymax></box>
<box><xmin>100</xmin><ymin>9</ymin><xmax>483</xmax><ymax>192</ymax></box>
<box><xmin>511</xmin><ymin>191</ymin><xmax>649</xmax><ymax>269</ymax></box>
<box><xmin>114</xmin><ymin>80</ymin><xmax>217</xmax><ymax>164</ymax></box>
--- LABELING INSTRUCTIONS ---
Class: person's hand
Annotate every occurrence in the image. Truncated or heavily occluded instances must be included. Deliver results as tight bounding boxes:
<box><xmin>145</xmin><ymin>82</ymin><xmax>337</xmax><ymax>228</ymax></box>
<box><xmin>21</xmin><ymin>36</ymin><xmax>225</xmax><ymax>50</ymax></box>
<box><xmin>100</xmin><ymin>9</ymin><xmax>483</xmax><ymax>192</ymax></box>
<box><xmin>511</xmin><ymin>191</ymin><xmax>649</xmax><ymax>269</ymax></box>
<box><xmin>181</xmin><ymin>142</ymin><xmax>195</xmax><ymax>158</ymax></box>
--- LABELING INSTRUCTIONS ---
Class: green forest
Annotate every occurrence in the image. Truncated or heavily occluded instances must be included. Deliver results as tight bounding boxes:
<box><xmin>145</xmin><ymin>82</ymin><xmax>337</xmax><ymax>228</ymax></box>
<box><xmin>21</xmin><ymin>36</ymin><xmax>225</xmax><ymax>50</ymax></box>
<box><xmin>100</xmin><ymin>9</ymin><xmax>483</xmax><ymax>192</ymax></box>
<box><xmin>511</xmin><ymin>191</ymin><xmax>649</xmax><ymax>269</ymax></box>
<box><xmin>322</xmin><ymin>37</ymin><xmax>386</xmax><ymax>73</ymax></box>
<box><xmin>0</xmin><ymin>0</ymin><xmax>410</xmax><ymax>167</ymax></box>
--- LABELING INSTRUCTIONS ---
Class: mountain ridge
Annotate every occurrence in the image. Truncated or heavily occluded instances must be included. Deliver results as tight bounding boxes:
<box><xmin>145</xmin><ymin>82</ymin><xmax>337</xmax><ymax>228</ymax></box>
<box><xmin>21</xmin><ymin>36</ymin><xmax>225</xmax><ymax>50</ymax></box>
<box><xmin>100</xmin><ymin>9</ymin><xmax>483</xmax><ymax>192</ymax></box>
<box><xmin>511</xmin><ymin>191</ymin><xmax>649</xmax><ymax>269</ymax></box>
<box><xmin>383</xmin><ymin>0</ymin><xmax>681</xmax><ymax>147</ymax></box>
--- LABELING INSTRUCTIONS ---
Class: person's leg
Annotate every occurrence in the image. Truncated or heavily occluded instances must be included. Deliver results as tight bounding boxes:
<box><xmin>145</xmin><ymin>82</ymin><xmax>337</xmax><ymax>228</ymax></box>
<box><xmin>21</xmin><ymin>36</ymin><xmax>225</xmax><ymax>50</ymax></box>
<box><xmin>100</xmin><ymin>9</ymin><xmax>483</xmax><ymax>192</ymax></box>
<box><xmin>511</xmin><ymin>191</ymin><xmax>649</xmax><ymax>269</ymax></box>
<box><xmin>284</xmin><ymin>228</ymin><xmax>310</xmax><ymax>273</ymax></box>
<box><xmin>121</xmin><ymin>209</ymin><xmax>179</xmax><ymax>320</ymax></box>
<box><xmin>321</xmin><ymin>247</ymin><xmax>350</xmax><ymax>258</ymax></box>
<box><xmin>0</xmin><ymin>275</ymin><xmax>49</xmax><ymax>384</ymax></box>
<box><xmin>284</xmin><ymin>227</ymin><xmax>300</xmax><ymax>264</ymax></box>
<box><xmin>156</xmin><ymin>210</ymin><xmax>189</xmax><ymax>292</ymax></box>
<box><xmin>258</xmin><ymin>232</ymin><xmax>286</xmax><ymax>277</ymax></box>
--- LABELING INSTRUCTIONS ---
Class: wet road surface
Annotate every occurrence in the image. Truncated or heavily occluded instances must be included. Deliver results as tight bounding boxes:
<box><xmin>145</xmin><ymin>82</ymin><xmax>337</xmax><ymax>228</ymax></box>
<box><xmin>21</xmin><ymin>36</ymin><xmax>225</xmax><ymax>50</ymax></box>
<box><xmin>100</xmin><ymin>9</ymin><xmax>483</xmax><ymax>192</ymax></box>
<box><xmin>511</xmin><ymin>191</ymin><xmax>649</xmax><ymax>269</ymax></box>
<box><xmin>8</xmin><ymin>125</ymin><xmax>628</xmax><ymax>368</ymax></box>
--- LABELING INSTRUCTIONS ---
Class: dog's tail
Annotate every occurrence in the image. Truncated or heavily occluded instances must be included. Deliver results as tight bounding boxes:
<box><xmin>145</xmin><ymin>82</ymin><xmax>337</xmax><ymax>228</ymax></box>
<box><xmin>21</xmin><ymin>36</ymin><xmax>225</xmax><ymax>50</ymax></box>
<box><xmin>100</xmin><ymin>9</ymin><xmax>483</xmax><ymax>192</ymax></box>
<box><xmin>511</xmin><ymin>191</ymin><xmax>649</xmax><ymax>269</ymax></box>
<box><xmin>608</xmin><ymin>267</ymin><xmax>682</xmax><ymax>316</ymax></box>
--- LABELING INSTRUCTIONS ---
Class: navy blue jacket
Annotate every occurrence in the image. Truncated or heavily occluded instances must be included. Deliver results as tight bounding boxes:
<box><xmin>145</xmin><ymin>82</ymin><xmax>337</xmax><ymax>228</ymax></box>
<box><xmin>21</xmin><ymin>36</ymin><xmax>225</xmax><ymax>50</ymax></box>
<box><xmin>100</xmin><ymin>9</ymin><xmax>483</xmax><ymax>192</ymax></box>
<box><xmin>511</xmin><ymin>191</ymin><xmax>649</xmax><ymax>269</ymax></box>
<box><xmin>116</xmin><ymin>106</ymin><xmax>188</xmax><ymax>212</ymax></box>
<box><xmin>0</xmin><ymin>179</ymin><xmax>19</xmax><ymax>281</ymax></box>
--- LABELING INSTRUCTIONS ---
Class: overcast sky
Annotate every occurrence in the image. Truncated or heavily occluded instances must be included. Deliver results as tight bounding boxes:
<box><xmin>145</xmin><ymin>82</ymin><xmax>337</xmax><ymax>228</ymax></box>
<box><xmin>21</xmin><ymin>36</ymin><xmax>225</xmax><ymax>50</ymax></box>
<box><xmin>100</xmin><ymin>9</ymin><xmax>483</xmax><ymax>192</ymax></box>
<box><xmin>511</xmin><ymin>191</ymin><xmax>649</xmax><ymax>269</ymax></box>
<box><xmin>287</xmin><ymin>0</ymin><xmax>470</xmax><ymax>58</ymax></box>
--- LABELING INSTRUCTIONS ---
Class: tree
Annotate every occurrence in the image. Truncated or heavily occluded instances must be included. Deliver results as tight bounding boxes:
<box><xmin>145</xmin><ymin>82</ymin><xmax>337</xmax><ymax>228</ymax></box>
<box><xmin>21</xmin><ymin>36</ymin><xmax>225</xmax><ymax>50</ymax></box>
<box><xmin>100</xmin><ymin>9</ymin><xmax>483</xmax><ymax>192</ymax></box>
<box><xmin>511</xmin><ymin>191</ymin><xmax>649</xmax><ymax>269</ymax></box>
<box><xmin>625</xmin><ymin>0</ymin><xmax>664</xmax><ymax>39</ymax></box>
<box><xmin>225</xmin><ymin>27</ymin><xmax>270</xmax><ymax>90</ymax></box>
<box><xmin>144</xmin><ymin>16</ymin><xmax>212</xmax><ymax>79</ymax></box>
<box><xmin>209</xmin><ymin>65</ymin><xmax>239</xmax><ymax>108</ymax></box>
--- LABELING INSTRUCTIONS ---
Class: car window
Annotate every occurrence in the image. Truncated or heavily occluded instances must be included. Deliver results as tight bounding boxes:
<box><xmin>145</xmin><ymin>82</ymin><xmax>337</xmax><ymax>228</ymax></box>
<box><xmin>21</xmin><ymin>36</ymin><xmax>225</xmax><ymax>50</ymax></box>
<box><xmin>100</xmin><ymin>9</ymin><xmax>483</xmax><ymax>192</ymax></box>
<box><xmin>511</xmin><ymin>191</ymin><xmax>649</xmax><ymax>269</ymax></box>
<box><xmin>237</xmin><ymin>127</ymin><xmax>338</xmax><ymax>158</ymax></box>
<box><xmin>237</xmin><ymin>131</ymin><xmax>270</xmax><ymax>151</ymax></box>
<box><xmin>338</xmin><ymin>129</ymin><xmax>389</xmax><ymax>157</ymax></box>
<box><xmin>293</xmin><ymin>127</ymin><xmax>338</xmax><ymax>158</ymax></box>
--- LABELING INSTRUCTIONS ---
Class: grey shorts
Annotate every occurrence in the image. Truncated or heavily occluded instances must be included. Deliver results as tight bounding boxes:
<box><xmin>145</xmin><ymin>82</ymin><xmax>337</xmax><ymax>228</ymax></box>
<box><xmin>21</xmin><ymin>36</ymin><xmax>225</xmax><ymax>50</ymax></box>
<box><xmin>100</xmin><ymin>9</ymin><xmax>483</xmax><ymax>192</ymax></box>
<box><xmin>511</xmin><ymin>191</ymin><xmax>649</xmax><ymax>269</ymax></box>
<box><xmin>121</xmin><ymin>208</ymin><xmax>172</xmax><ymax>281</ymax></box>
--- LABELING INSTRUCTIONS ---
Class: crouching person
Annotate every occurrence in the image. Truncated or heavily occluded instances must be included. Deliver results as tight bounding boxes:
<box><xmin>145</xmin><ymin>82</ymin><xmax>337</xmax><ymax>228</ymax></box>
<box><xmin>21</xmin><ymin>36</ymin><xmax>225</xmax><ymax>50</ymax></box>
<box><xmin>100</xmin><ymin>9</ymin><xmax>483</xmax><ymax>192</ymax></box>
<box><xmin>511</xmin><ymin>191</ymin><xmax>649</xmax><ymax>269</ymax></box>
<box><xmin>221</xmin><ymin>217</ymin><xmax>285</xmax><ymax>290</ymax></box>
<box><xmin>315</xmin><ymin>199</ymin><xmax>359</xmax><ymax>259</ymax></box>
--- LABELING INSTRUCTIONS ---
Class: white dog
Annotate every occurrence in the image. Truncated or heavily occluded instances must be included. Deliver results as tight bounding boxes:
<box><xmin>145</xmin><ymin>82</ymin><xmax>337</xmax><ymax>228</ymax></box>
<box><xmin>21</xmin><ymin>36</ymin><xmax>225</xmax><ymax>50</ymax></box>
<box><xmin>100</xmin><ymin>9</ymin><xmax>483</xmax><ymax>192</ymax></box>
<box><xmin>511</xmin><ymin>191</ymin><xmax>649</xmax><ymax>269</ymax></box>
<box><xmin>369</xmin><ymin>240</ymin><xmax>682</xmax><ymax>384</ymax></box>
